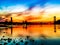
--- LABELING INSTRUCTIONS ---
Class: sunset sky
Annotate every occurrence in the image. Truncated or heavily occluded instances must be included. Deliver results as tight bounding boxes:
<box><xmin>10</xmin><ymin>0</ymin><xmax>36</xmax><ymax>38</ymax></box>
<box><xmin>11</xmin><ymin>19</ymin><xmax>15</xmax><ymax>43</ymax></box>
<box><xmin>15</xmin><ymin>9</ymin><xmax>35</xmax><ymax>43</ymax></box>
<box><xmin>0</xmin><ymin>0</ymin><xmax>60</xmax><ymax>22</ymax></box>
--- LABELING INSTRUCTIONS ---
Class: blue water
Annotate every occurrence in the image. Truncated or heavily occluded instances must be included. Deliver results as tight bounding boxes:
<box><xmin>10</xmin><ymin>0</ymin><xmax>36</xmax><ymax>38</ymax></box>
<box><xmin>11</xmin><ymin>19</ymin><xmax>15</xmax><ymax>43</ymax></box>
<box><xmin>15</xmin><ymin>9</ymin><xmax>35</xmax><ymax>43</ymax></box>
<box><xmin>0</xmin><ymin>37</ymin><xmax>60</xmax><ymax>45</ymax></box>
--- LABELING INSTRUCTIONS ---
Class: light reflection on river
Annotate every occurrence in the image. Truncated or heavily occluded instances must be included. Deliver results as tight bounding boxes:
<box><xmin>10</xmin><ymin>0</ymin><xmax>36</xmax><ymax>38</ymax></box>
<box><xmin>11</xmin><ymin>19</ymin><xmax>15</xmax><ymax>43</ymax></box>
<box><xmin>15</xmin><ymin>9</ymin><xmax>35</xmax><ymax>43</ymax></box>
<box><xmin>0</xmin><ymin>25</ymin><xmax>60</xmax><ymax>38</ymax></box>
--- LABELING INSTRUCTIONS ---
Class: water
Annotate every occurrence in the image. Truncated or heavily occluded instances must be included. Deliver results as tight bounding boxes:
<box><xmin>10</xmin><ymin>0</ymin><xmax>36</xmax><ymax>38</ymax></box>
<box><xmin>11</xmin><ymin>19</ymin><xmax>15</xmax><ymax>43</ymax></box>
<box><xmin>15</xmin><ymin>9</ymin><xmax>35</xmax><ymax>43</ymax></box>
<box><xmin>0</xmin><ymin>25</ymin><xmax>60</xmax><ymax>45</ymax></box>
<box><xmin>0</xmin><ymin>25</ymin><xmax>60</xmax><ymax>38</ymax></box>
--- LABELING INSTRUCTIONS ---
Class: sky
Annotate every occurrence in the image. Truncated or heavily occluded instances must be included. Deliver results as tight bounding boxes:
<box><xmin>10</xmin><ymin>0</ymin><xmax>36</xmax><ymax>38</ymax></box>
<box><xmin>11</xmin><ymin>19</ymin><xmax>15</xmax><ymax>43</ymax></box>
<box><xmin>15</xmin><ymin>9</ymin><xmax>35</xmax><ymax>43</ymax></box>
<box><xmin>0</xmin><ymin>0</ymin><xmax>60</xmax><ymax>6</ymax></box>
<box><xmin>0</xmin><ymin>0</ymin><xmax>60</xmax><ymax>22</ymax></box>
<box><xmin>0</xmin><ymin>0</ymin><xmax>60</xmax><ymax>12</ymax></box>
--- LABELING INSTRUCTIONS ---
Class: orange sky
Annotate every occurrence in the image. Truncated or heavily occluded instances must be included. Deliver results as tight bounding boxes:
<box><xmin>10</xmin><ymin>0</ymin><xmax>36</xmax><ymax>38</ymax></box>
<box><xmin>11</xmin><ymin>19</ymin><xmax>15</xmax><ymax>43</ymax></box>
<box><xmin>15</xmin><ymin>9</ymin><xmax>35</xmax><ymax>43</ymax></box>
<box><xmin>0</xmin><ymin>6</ymin><xmax>60</xmax><ymax>22</ymax></box>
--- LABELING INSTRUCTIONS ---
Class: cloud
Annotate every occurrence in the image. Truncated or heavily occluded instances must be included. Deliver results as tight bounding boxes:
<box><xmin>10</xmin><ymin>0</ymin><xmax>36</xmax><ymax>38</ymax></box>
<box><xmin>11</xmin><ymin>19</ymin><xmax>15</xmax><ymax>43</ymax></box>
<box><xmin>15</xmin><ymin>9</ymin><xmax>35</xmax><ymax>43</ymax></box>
<box><xmin>0</xmin><ymin>5</ymin><xmax>28</xmax><ymax>13</ymax></box>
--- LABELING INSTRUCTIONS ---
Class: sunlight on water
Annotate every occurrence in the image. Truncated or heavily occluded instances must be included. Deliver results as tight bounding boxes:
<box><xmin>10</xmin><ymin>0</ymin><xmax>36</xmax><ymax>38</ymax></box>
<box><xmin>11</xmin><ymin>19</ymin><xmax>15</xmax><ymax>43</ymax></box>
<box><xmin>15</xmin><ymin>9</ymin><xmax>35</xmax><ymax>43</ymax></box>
<box><xmin>0</xmin><ymin>25</ymin><xmax>60</xmax><ymax>39</ymax></box>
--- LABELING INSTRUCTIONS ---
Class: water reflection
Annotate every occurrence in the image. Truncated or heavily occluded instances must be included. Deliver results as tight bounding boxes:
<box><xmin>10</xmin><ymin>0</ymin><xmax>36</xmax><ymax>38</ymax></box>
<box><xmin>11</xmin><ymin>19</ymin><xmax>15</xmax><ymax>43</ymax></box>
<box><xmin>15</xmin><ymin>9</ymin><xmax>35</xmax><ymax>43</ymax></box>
<box><xmin>0</xmin><ymin>25</ymin><xmax>60</xmax><ymax>38</ymax></box>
